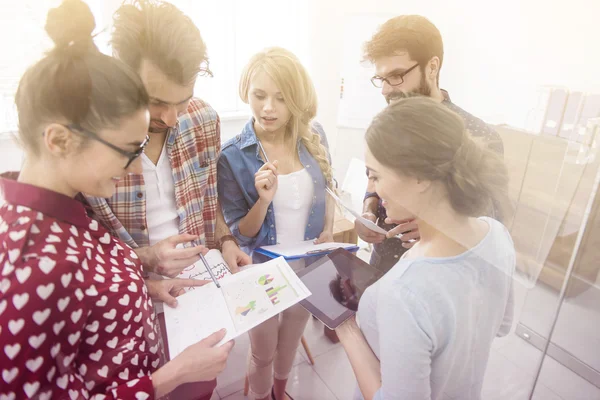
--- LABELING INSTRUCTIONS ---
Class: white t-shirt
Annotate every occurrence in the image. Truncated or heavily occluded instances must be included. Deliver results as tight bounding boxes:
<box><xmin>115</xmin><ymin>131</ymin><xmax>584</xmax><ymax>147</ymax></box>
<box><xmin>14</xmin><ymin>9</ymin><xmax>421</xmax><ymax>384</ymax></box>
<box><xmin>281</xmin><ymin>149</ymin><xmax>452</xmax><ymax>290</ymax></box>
<box><xmin>272</xmin><ymin>168</ymin><xmax>314</xmax><ymax>272</ymax></box>
<box><xmin>356</xmin><ymin>217</ymin><xmax>515</xmax><ymax>400</ymax></box>
<box><xmin>142</xmin><ymin>145</ymin><xmax>180</xmax><ymax>247</ymax></box>
<box><xmin>142</xmin><ymin>145</ymin><xmax>180</xmax><ymax>314</ymax></box>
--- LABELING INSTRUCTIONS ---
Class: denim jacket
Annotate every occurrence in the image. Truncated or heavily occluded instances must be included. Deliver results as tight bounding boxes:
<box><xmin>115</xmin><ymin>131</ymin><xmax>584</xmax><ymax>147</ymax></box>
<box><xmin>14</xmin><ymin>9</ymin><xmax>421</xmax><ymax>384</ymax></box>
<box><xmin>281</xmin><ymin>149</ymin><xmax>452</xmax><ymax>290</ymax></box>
<box><xmin>217</xmin><ymin>119</ymin><xmax>330</xmax><ymax>254</ymax></box>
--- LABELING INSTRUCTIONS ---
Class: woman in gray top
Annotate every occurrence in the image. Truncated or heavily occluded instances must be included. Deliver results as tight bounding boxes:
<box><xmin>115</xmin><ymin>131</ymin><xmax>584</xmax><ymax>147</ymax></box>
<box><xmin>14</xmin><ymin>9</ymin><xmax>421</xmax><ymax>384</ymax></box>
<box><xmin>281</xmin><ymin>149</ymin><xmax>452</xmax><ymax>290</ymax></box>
<box><xmin>336</xmin><ymin>97</ymin><xmax>515</xmax><ymax>400</ymax></box>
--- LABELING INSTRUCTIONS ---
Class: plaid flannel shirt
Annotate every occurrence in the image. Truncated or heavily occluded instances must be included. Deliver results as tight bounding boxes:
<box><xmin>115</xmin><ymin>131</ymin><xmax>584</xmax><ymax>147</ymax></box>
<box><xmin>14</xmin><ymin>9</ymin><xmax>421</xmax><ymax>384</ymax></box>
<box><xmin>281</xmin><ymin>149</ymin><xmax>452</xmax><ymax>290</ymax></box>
<box><xmin>84</xmin><ymin>98</ymin><xmax>221</xmax><ymax>249</ymax></box>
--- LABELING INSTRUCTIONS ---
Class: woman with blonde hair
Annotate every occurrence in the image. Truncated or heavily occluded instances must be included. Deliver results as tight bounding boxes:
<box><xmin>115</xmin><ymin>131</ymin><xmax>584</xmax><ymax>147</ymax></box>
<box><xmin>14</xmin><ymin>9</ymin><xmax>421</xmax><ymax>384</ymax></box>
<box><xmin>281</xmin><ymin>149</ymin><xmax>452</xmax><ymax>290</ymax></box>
<box><xmin>335</xmin><ymin>96</ymin><xmax>515</xmax><ymax>400</ymax></box>
<box><xmin>218</xmin><ymin>47</ymin><xmax>334</xmax><ymax>400</ymax></box>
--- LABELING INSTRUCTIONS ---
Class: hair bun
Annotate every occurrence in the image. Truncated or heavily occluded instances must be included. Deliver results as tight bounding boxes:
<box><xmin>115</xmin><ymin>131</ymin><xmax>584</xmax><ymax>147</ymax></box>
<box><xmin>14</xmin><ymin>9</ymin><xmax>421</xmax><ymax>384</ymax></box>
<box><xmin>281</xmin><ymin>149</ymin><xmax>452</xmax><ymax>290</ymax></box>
<box><xmin>45</xmin><ymin>0</ymin><xmax>96</xmax><ymax>51</ymax></box>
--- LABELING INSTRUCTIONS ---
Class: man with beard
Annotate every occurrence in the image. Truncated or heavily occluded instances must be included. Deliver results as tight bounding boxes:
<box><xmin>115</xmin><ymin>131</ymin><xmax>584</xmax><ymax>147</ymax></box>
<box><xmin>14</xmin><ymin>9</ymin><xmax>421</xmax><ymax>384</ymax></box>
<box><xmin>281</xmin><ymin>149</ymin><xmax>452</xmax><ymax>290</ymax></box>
<box><xmin>355</xmin><ymin>15</ymin><xmax>504</xmax><ymax>273</ymax></box>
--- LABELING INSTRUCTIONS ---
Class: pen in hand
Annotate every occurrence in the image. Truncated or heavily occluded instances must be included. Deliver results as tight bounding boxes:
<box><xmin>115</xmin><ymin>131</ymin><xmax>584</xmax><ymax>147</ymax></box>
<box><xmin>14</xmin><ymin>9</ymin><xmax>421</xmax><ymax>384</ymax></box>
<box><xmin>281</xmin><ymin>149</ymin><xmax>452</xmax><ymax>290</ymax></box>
<box><xmin>199</xmin><ymin>253</ymin><xmax>220</xmax><ymax>289</ymax></box>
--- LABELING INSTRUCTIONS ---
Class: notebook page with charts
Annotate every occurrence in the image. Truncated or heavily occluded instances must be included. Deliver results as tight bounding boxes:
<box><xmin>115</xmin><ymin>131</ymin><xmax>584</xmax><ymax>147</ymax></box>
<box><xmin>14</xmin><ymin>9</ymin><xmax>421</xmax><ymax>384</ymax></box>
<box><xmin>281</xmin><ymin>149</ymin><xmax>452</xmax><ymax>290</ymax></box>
<box><xmin>164</xmin><ymin>257</ymin><xmax>311</xmax><ymax>357</ymax></box>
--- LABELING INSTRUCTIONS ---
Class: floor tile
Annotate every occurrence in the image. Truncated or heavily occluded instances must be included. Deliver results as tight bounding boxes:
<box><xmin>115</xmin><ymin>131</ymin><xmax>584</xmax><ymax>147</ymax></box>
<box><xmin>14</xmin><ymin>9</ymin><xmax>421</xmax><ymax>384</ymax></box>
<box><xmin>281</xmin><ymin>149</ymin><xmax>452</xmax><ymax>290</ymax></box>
<box><xmin>495</xmin><ymin>332</ymin><xmax>544</xmax><ymax>376</ymax></box>
<box><xmin>531</xmin><ymin>383</ymin><xmax>564</xmax><ymax>400</ymax></box>
<box><xmin>538</xmin><ymin>356</ymin><xmax>600</xmax><ymax>400</ymax></box>
<box><xmin>221</xmin><ymin>390</ymin><xmax>246</xmax><ymax>400</ymax></box>
<box><xmin>477</xmin><ymin>350</ymin><xmax>536</xmax><ymax>400</ymax></box>
<box><xmin>312</xmin><ymin>346</ymin><xmax>356</xmax><ymax>400</ymax></box>
<box><xmin>301</xmin><ymin>317</ymin><xmax>341</xmax><ymax>359</ymax></box>
<box><xmin>286</xmin><ymin>362</ymin><xmax>338</xmax><ymax>400</ymax></box>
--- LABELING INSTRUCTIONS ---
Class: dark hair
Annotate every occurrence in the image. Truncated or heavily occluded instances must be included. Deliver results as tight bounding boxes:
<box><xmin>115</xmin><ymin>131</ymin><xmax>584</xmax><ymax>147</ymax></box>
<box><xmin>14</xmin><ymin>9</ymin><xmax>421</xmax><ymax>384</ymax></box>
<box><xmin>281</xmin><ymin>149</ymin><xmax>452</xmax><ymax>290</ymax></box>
<box><xmin>111</xmin><ymin>0</ymin><xmax>211</xmax><ymax>85</ymax></box>
<box><xmin>366</xmin><ymin>96</ymin><xmax>510</xmax><ymax>219</ymax></box>
<box><xmin>15</xmin><ymin>0</ymin><xmax>149</xmax><ymax>155</ymax></box>
<box><xmin>363</xmin><ymin>15</ymin><xmax>444</xmax><ymax>85</ymax></box>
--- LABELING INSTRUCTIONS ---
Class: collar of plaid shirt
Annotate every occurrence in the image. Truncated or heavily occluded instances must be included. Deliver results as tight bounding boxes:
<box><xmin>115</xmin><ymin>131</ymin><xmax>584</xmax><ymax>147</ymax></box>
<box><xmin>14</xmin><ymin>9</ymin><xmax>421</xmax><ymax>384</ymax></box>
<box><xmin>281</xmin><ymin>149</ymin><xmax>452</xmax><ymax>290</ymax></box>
<box><xmin>84</xmin><ymin>98</ymin><xmax>221</xmax><ymax>249</ymax></box>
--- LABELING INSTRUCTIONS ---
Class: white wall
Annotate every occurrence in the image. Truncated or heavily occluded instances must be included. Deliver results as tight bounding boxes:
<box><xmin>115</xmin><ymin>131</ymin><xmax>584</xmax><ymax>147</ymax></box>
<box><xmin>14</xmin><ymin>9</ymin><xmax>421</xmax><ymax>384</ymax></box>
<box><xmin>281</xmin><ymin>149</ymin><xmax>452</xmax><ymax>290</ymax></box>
<box><xmin>304</xmin><ymin>0</ymin><xmax>600</xmax><ymax>183</ymax></box>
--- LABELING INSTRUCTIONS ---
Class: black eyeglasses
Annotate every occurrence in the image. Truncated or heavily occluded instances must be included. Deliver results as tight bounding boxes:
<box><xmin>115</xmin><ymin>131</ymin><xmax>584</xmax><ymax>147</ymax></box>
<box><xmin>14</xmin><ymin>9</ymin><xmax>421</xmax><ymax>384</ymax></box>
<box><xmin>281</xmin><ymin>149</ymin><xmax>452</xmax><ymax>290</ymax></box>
<box><xmin>370</xmin><ymin>63</ymin><xmax>420</xmax><ymax>88</ymax></box>
<box><xmin>66</xmin><ymin>124</ymin><xmax>150</xmax><ymax>169</ymax></box>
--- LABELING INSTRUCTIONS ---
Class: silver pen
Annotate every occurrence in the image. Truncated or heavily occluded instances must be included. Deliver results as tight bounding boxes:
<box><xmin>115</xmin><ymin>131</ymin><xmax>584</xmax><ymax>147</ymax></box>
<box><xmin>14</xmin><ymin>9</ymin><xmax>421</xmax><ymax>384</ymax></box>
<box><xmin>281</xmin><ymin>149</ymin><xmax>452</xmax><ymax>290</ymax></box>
<box><xmin>199</xmin><ymin>253</ymin><xmax>220</xmax><ymax>289</ymax></box>
<box><xmin>257</xmin><ymin>139</ymin><xmax>270</xmax><ymax>163</ymax></box>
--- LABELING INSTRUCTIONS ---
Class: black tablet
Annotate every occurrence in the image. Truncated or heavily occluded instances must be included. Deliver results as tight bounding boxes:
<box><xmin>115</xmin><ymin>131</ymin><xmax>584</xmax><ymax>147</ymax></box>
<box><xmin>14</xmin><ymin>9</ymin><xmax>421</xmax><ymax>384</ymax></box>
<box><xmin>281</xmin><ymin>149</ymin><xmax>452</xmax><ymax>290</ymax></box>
<box><xmin>296</xmin><ymin>248</ymin><xmax>384</xmax><ymax>329</ymax></box>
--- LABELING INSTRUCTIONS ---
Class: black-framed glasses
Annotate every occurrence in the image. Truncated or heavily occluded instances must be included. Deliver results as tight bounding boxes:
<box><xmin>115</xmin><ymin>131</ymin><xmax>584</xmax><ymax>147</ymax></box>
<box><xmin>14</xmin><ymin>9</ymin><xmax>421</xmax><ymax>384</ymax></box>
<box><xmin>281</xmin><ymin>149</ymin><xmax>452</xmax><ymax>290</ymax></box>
<box><xmin>370</xmin><ymin>63</ymin><xmax>420</xmax><ymax>88</ymax></box>
<box><xmin>66</xmin><ymin>124</ymin><xmax>150</xmax><ymax>169</ymax></box>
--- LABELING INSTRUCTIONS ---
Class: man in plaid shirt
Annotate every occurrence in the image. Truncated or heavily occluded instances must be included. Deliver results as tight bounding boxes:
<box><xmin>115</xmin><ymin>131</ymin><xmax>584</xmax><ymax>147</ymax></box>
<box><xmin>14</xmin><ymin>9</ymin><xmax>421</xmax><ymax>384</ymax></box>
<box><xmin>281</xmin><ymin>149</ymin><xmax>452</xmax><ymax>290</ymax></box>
<box><xmin>85</xmin><ymin>0</ymin><xmax>250</xmax><ymax>277</ymax></box>
<box><xmin>84</xmin><ymin>3</ymin><xmax>251</xmax><ymax>398</ymax></box>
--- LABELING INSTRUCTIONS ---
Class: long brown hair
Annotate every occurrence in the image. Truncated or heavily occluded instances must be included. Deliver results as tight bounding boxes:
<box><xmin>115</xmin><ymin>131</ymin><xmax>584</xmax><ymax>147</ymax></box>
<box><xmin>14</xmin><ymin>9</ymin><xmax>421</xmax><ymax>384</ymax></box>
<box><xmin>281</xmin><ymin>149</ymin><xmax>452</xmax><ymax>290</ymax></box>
<box><xmin>239</xmin><ymin>47</ymin><xmax>333</xmax><ymax>186</ymax></box>
<box><xmin>366</xmin><ymin>96</ymin><xmax>510</xmax><ymax>219</ymax></box>
<box><xmin>15</xmin><ymin>0</ymin><xmax>148</xmax><ymax>155</ymax></box>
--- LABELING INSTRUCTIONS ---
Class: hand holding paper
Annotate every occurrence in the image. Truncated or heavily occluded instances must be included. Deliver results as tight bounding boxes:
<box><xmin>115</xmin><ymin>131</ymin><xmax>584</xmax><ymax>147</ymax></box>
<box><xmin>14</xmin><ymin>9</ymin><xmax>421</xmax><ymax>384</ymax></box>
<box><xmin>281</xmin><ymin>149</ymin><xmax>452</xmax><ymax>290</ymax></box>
<box><xmin>325</xmin><ymin>188</ymin><xmax>388</xmax><ymax>235</ymax></box>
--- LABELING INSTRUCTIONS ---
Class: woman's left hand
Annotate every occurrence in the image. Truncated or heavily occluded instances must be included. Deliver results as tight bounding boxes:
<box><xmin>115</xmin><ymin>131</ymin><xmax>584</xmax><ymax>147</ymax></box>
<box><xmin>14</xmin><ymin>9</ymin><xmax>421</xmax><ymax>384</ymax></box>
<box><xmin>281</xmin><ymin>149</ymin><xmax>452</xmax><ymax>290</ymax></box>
<box><xmin>314</xmin><ymin>230</ymin><xmax>334</xmax><ymax>244</ymax></box>
<box><xmin>335</xmin><ymin>315</ymin><xmax>360</xmax><ymax>339</ymax></box>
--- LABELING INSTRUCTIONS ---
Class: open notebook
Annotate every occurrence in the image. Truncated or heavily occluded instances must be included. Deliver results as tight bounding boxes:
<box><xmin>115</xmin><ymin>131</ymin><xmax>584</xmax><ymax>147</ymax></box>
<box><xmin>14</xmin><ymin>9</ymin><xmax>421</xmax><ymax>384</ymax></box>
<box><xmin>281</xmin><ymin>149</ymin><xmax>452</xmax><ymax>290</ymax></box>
<box><xmin>164</xmin><ymin>257</ymin><xmax>311</xmax><ymax>357</ymax></box>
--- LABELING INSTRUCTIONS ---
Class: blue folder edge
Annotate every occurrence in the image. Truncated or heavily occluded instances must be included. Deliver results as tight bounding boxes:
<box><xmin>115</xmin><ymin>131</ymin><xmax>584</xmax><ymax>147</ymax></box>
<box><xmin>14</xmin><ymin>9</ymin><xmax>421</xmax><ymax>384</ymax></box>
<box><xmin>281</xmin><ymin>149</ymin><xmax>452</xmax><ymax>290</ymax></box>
<box><xmin>254</xmin><ymin>245</ymin><xmax>360</xmax><ymax>261</ymax></box>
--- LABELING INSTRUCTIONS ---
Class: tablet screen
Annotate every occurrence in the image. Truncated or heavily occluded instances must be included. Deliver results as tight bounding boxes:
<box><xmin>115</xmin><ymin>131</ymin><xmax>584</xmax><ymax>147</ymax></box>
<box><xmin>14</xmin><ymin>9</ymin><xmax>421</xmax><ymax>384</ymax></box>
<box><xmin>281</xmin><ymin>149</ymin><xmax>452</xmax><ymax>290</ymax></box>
<box><xmin>297</xmin><ymin>248</ymin><xmax>384</xmax><ymax>329</ymax></box>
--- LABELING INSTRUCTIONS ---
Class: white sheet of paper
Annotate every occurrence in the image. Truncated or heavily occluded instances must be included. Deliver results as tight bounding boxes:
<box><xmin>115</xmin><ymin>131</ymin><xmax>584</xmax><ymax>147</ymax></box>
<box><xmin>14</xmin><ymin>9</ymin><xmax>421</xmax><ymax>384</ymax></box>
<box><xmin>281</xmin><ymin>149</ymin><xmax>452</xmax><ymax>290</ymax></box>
<box><xmin>258</xmin><ymin>240</ymin><xmax>358</xmax><ymax>258</ymax></box>
<box><xmin>164</xmin><ymin>257</ymin><xmax>311</xmax><ymax>358</ymax></box>
<box><xmin>326</xmin><ymin>188</ymin><xmax>388</xmax><ymax>235</ymax></box>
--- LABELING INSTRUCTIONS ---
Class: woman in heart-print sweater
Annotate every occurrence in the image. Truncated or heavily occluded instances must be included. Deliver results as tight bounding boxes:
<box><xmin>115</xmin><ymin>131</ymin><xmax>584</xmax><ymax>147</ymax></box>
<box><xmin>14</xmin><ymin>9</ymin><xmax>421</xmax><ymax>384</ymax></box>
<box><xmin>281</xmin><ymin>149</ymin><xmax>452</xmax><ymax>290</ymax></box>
<box><xmin>0</xmin><ymin>1</ymin><xmax>234</xmax><ymax>399</ymax></box>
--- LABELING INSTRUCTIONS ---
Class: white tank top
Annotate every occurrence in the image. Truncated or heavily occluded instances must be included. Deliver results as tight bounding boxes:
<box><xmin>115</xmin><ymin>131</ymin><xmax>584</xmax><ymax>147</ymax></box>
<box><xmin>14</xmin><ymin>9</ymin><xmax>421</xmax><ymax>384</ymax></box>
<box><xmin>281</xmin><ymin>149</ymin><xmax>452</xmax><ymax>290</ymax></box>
<box><xmin>272</xmin><ymin>168</ymin><xmax>314</xmax><ymax>271</ymax></box>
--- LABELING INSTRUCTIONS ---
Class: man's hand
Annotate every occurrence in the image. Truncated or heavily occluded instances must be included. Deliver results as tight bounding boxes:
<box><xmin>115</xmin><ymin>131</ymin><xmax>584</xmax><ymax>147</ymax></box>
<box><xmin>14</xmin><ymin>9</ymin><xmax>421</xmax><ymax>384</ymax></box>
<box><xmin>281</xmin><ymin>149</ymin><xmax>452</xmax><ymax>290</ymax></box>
<box><xmin>221</xmin><ymin>240</ymin><xmax>251</xmax><ymax>273</ymax></box>
<box><xmin>355</xmin><ymin>213</ymin><xmax>386</xmax><ymax>244</ymax></box>
<box><xmin>140</xmin><ymin>234</ymin><xmax>209</xmax><ymax>277</ymax></box>
<box><xmin>146</xmin><ymin>278</ymin><xmax>209</xmax><ymax>307</ymax></box>
<box><xmin>385</xmin><ymin>218</ymin><xmax>420</xmax><ymax>249</ymax></box>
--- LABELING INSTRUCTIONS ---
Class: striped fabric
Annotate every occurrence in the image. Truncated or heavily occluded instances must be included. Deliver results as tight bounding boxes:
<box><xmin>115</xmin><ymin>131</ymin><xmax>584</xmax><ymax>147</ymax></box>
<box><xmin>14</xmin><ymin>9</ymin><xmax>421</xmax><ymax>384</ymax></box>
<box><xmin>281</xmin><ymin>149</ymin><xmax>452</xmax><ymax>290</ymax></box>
<box><xmin>84</xmin><ymin>98</ymin><xmax>221</xmax><ymax>249</ymax></box>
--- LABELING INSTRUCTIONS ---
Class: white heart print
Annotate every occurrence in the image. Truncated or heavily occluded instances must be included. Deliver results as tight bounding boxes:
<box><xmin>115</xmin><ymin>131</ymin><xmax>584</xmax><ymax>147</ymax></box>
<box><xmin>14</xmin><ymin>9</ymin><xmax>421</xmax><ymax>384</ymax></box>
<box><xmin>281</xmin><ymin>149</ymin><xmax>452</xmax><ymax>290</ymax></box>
<box><xmin>89</xmin><ymin>349</ymin><xmax>102</xmax><ymax>362</ymax></box>
<box><xmin>52</xmin><ymin>321</ymin><xmax>66</xmax><ymax>335</ymax></box>
<box><xmin>106</xmin><ymin>337</ymin><xmax>118</xmax><ymax>349</ymax></box>
<box><xmin>23</xmin><ymin>381</ymin><xmax>40</xmax><ymax>398</ymax></box>
<box><xmin>46</xmin><ymin>365</ymin><xmax>56</xmax><ymax>382</ymax></box>
<box><xmin>58</xmin><ymin>297</ymin><xmax>70</xmax><ymax>312</ymax></box>
<box><xmin>4</xmin><ymin>343</ymin><xmax>21</xmax><ymax>360</ymax></box>
<box><xmin>105</xmin><ymin>321</ymin><xmax>117</xmax><ymax>333</ymax></box>
<box><xmin>119</xmin><ymin>294</ymin><xmax>130</xmax><ymax>306</ymax></box>
<box><xmin>118</xmin><ymin>368</ymin><xmax>129</xmax><ymax>380</ymax></box>
<box><xmin>8</xmin><ymin>319</ymin><xmax>24</xmax><ymax>335</ymax></box>
<box><xmin>86</xmin><ymin>334</ymin><xmax>99</xmax><ymax>346</ymax></box>
<box><xmin>61</xmin><ymin>273</ymin><xmax>72</xmax><ymax>288</ymax></box>
<box><xmin>97</xmin><ymin>366</ymin><xmax>108</xmax><ymax>378</ymax></box>
<box><xmin>96</xmin><ymin>296</ymin><xmax>108</xmax><ymax>307</ymax></box>
<box><xmin>103</xmin><ymin>309</ymin><xmax>117</xmax><ymax>320</ymax></box>
<box><xmin>36</xmin><ymin>283</ymin><xmax>55</xmax><ymax>300</ymax></box>
<box><xmin>33</xmin><ymin>308</ymin><xmax>51</xmax><ymax>325</ymax></box>
<box><xmin>38</xmin><ymin>257</ymin><xmax>56</xmax><ymax>274</ymax></box>
<box><xmin>28</xmin><ymin>333</ymin><xmax>47</xmax><ymax>349</ymax></box>
<box><xmin>12</xmin><ymin>293</ymin><xmax>29</xmax><ymax>310</ymax></box>
<box><xmin>71</xmin><ymin>309</ymin><xmax>83</xmax><ymax>324</ymax></box>
<box><xmin>2</xmin><ymin>367</ymin><xmax>18</xmax><ymax>384</ymax></box>
<box><xmin>50</xmin><ymin>343</ymin><xmax>61</xmax><ymax>358</ymax></box>
<box><xmin>26</xmin><ymin>356</ymin><xmax>44</xmax><ymax>373</ymax></box>
<box><xmin>15</xmin><ymin>267</ymin><xmax>31</xmax><ymax>284</ymax></box>
<box><xmin>56</xmin><ymin>374</ymin><xmax>68</xmax><ymax>389</ymax></box>
<box><xmin>112</xmin><ymin>352</ymin><xmax>123</xmax><ymax>365</ymax></box>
